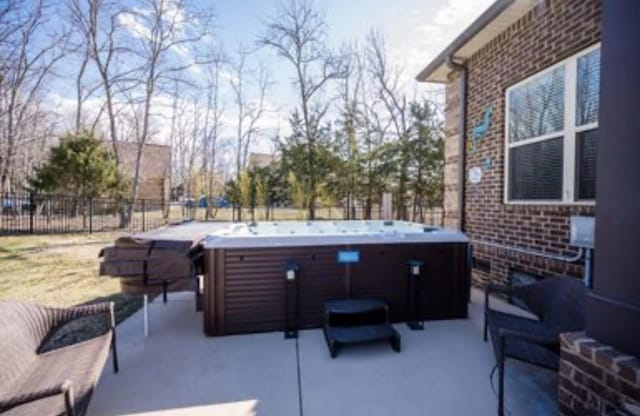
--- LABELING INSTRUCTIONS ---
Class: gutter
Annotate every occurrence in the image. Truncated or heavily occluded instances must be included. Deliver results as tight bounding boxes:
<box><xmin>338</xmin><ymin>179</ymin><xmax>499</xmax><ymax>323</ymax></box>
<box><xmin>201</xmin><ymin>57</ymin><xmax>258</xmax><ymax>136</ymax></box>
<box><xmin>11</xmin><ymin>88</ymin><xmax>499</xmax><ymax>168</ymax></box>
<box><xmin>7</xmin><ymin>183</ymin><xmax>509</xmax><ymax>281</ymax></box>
<box><xmin>446</xmin><ymin>56</ymin><xmax>467</xmax><ymax>232</ymax></box>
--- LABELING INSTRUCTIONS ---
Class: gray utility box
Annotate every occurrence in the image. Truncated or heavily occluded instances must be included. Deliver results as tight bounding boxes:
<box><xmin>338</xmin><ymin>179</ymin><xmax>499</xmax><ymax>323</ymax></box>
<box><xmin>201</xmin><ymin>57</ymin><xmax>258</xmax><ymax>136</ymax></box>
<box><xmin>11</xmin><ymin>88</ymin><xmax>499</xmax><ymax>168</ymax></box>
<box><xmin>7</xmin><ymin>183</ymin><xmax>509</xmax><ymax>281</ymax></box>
<box><xmin>570</xmin><ymin>216</ymin><xmax>595</xmax><ymax>249</ymax></box>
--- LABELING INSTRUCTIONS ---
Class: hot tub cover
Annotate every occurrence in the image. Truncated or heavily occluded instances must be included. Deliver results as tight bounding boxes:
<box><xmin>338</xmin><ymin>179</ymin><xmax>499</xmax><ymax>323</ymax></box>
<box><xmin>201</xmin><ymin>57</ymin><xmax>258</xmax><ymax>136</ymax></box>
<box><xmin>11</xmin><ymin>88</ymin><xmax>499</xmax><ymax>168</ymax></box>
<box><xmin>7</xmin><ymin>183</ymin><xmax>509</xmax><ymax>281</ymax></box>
<box><xmin>98</xmin><ymin>222</ymin><xmax>228</xmax><ymax>282</ymax></box>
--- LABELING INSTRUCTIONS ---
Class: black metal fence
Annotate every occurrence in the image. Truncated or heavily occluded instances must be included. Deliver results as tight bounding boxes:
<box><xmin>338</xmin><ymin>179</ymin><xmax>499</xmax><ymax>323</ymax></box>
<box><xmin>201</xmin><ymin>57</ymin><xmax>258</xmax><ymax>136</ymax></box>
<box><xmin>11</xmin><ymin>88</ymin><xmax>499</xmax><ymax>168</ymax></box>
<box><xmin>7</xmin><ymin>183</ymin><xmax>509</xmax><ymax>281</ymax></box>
<box><xmin>197</xmin><ymin>206</ymin><xmax>378</xmax><ymax>223</ymax></box>
<box><xmin>0</xmin><ymin>192</ymin><xmax>188</xmax><ymax>235</ymax></box>
<box><xmin>1</xmin><ymin>192</ymin><xmax>444</xmax><ymax>235</ymax></box>
<box><xmin>197</xmin><ymin>206</ymin><xmax>443</xmax><ymax>224</ymax></box>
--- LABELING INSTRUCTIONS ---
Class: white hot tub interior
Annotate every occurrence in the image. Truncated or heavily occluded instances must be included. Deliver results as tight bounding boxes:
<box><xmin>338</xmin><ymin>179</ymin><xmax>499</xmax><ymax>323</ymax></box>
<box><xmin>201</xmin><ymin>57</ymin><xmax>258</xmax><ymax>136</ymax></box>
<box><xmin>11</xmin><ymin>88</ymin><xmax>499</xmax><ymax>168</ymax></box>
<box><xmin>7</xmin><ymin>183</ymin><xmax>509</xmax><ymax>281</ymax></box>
<box><xmin>203</xmin><ymin>221</ymin><xmax>468</xmax><ymax>248</ymax></box>
<box><xmin>226</xmin><ymin>221</ymin><xmax>434</xmax><ymax>236</ymax></box>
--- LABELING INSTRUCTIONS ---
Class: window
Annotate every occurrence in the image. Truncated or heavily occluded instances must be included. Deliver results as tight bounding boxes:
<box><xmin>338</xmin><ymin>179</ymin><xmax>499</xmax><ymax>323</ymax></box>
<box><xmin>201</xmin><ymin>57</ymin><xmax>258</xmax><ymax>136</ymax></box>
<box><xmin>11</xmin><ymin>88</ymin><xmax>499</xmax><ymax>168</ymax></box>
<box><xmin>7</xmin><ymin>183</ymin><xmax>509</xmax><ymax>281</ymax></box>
<box><xmin>505</xmin><ymin>45</ymin><xmax>600</xmax><ymax>203</ymax></box>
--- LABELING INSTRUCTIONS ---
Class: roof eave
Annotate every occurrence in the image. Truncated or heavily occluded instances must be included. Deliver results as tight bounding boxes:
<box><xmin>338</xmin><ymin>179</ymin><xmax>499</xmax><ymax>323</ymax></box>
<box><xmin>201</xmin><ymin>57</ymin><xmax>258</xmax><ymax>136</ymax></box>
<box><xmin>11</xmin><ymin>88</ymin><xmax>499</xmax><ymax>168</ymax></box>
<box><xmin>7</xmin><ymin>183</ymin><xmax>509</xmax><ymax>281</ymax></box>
<box><xmin>415</xmin><ymin>0</ymin><xmax>518</xmax><ymax>83</ymax></box>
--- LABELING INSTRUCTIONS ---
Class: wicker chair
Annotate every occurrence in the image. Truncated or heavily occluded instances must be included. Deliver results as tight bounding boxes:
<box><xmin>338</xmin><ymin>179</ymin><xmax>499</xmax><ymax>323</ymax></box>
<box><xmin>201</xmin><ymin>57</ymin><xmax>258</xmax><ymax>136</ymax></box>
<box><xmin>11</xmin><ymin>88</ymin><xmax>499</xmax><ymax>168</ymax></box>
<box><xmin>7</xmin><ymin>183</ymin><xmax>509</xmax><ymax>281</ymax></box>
<box><xmin>484</xmin><ymin>277</ymin><xmax>585</xmax><ymax>416</ymax></box>
<box><xmin>0</xmin><ymin>300</ymin><xmax>118</xmax><ymax>416</ymax></box>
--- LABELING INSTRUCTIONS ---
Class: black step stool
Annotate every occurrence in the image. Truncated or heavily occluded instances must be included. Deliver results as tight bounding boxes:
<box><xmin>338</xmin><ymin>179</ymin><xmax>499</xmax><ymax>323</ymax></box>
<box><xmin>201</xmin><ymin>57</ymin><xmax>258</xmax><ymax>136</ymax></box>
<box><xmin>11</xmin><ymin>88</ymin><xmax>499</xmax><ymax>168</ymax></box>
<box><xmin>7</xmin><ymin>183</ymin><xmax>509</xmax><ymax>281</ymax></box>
<box><xmin>322</xmin><ymin>299</ymin><xmax>401</xmax><ymax>358</ymax></box>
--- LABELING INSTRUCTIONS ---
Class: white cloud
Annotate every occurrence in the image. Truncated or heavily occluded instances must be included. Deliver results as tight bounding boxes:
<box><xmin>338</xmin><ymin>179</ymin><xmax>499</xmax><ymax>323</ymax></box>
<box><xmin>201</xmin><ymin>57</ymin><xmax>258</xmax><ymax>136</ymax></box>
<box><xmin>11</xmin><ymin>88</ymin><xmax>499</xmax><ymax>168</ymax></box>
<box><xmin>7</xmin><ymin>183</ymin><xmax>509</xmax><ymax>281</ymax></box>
<box><xmin>118</xmin><ymin>0</ymin><xmax>188</xmax><ymax>38</ymax></box>
<box><xmin>118</xmin><ymin>11</ymin><xmax>151</xmax><ymax>40</ymax></box>
<box><xmin>432</xmin><ymin>0</ymin><xmax>488</xmax><ymax>26</ymax></box>
<box><xmin>385</xmin><ymin>0</ymin><xmax>493</xmax><ymax>86</ymax></box>
<box><xmin>164</xmin><ymin>0</ymin><xmax>187</xmax><ymax>27</ymax></box>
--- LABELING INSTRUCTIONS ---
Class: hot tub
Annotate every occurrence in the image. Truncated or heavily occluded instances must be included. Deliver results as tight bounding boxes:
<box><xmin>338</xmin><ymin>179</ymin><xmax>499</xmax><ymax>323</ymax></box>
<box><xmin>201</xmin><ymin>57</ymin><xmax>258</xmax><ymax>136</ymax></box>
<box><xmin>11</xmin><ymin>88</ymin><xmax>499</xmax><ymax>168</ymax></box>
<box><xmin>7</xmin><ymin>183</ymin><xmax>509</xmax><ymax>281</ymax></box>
<box><xmin>202</xmin><ymin>221</ymin><xmax>470</xmax><ymax>336</ymax></box>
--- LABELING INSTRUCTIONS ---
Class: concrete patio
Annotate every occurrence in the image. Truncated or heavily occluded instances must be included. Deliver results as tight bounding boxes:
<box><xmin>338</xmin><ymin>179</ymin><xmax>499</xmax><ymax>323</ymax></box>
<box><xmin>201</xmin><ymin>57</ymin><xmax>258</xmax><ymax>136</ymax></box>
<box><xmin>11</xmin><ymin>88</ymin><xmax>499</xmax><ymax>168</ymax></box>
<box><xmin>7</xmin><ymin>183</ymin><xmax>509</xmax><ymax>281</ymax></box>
<box><xmin>88</xmin><ymin>289</ymin><xmax>556</xmax><ymax>416</ymax></box>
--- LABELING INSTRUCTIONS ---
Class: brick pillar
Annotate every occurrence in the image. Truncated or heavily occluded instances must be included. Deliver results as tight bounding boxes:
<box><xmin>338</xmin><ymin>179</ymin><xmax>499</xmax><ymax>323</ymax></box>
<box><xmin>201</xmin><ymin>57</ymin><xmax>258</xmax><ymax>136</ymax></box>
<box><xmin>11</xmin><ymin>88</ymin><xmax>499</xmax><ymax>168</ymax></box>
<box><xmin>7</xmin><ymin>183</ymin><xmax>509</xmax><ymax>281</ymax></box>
<box><xmin>443</xmin><ymin>72</ymin><xmax>462</xmax><ymax>230</ymax></box>
<box><xmin>559</xmin><ymin>332</ymin><xmax>640</xmax><ymax>416</ymax></box>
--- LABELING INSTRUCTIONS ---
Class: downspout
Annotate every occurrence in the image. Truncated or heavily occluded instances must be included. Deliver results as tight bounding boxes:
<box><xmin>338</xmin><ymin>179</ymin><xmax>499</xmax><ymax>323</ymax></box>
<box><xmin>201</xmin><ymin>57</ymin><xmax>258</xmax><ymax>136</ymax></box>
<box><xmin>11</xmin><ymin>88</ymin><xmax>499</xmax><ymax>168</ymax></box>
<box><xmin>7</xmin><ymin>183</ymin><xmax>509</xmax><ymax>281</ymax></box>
<box><xmin>446</xmin><ymin>56</ymin><xmax>467</xmax><ymax>232</ymax></box>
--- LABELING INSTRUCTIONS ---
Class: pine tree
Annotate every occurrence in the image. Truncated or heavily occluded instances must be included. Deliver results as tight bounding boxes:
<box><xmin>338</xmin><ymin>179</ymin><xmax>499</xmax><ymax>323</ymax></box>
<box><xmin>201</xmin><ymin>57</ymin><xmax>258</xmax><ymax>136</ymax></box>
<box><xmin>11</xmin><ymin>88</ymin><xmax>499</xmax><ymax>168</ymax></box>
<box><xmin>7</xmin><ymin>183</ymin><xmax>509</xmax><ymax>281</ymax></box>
<box><xmin>408</xmin><ymin>100</ymin><xmax>444</xmax><ymax>223</ymax></box>
<box><xmin>29</xmin><ymin>131</ymin><xmax>127</xmax><ymax>200</ymax></box>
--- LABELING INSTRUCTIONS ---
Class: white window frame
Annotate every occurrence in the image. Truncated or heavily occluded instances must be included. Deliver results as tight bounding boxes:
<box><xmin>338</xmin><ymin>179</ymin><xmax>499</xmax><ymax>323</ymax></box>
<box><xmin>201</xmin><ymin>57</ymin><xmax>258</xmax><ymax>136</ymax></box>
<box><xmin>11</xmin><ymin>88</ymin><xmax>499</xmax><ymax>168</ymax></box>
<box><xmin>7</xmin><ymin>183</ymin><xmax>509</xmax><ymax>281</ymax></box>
<box><xmin>504</xmin><ymin>43</ymin><xmax>600</xmax><ymax>205</ymax></box>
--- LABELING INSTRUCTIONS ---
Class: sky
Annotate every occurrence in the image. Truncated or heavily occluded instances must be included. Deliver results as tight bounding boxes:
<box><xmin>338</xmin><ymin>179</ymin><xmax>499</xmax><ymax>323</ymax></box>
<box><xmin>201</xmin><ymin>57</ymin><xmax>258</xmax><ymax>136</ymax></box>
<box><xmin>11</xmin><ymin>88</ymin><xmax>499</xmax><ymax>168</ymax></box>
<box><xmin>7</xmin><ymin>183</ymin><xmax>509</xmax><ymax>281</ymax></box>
<box><xmin>48</xmin><ymin>0</ymin><xmax>494</xmax><ymax>156</ymax></box>
<box><xmin>213</xmin><ymin>0</ymin><xmax>493</xmax><ymax>71</ymax></box>
<box><xmin>210</xmin><ymin>0</ymin><xmax>494</xmax><ymax>153</ymax></box>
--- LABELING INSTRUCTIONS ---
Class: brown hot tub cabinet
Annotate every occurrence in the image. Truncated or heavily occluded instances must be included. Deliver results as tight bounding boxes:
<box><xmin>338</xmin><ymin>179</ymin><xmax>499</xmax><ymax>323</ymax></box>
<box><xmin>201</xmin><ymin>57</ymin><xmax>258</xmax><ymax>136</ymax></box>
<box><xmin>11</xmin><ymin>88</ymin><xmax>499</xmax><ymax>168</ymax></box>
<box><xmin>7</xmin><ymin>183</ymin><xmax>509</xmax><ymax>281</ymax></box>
<box><xmin>202</xmin><ymin>224</ymin><xmax>470</xmax><ymax>336</ymax></box>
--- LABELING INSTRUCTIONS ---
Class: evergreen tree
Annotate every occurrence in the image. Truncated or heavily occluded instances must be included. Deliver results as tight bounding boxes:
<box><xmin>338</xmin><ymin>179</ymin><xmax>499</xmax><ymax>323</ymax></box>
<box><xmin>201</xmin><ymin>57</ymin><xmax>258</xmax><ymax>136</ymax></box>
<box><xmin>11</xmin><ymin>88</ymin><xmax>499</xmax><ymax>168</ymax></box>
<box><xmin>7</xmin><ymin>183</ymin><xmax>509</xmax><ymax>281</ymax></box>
<box><xmin>332</xmin><ymin>111</ymin><xmax>363</xmax><ymax>219</ymax></box>
<box><xmin>408</xmin><ymin>100</ymin><xmax>444</xmax><ymax>223</ymax></box>
<box><xmin>29</xmin><ymin>131</ymin><xmax>127</xmax><ymax>199</ymax></box>
<box><xmin>278</xmin><ymin>110</ymin><xmax>340</xmax><ymax>218</ymax></box>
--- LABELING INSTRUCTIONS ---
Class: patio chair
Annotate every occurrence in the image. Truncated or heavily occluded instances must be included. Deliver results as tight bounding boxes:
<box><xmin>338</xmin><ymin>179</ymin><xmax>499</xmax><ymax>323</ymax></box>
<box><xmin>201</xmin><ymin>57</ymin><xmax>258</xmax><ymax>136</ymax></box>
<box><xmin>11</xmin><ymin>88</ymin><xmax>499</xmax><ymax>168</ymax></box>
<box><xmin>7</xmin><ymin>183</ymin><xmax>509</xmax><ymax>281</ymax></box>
<box><xmin>0</xmin><ymin>300</ymin><xmax>118</xmax><ymax>416</ymax></box>
<box><xmin>483</xmin><ymin>277</ymin><xmax>585</xmax><ymax>416</ymax></box>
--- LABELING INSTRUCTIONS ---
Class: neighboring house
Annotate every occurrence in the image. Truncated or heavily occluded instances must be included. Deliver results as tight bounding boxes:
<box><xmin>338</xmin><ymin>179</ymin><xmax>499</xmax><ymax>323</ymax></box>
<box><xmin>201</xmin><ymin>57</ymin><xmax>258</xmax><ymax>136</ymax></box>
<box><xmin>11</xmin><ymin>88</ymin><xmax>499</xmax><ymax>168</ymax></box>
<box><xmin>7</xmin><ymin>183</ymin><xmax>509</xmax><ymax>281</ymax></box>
<box><xmin>247</xmin><ymin>152</ymin><xmax>278</xmax><ymax>169</ymax></box>
<box><xmin>113</xmin><ymin>141</ymin><xmax>171</xmax><ymax>201</ymax></box>
<box><xmin>417</xmin><ymin>0</ymin><xmax>599</xmax><ymax>287</ymax></box>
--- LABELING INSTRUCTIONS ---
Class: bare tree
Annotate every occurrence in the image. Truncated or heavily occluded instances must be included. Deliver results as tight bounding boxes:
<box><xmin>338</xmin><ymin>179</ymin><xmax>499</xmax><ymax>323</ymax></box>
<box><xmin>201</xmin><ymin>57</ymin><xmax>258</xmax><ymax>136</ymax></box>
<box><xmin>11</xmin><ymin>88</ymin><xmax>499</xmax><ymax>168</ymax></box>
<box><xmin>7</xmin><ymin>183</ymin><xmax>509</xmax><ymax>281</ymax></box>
<box><xmin>0</xmin><ymin>0</ymin><xmax>25</xmax><ymax>79</ymax></box>
<box><xmin>228</xmin><ymin>44</ymin><xmax>269</xmax><ymax>221</ymax></box>
<box><xmin>171</xmin><ymin>94</ymin><xmax>201</xmax><ymax>200</ymax></box>
<box><xmin>0</xmin><ymin>0</ymin><xmax>68</xmax><ymax>192</ymax></box>
<box><xmin>66</xmin><ymin>0</ymin><xmax>91</xmax><ymax>133</ymax></box>
<box><xmin>74</xmin><ymin>46</ymin><xmax>91</xmax><ymax>132</ymax></box>
<box><xmin>167</xmin><ymin>79</ymin><xmax>180</xmax><ymax>197</ymax></box>
<box><xmin>166</xmin><ymin>63</ymin><xmax>223</xmax><ymax>217</ymax></box>
<box><xmin>259</xmin><ymin>0</ymin><xmax>345</xmax><ymax>219</ymax></box>
<box><xmin>365</xmin><ymin>29</ymin><xmax>411</xmax><ymax>220</ymax></box>
<box><xmin>118</xmin><ymin>0</ymin><xmax>213</xmax><ymax>223</ymax></box>
<box><xmin>200</xmin><ymin>51</ymin><xmax>225</xmax><ymax>219</ymax></box>
<box><xmin>67</xmin><ymin>0</ymin><xmax>136</xmax><ymax>167</ymax></box>
<box><xmin>336</xmin><ymin>43</ymin><xmax>364</xmax><ymax>219</ymax></box>
<box><xmin>360</xmin><ymin>92</ymin><xmax>391</xmax><ymax>219</ymax></box>
<box><xmin>354</xmin><ymin>40</ymin><xmax>394</xmax><ymax>220</ymax></box>
<box><xmin>334</xmin><ymin>41</ymin><xmax>396</xmax><ymax>220</ymax></box>
<box><xmin>66</xmin><ymin>0</ymin><xmax>112</xmax><ymax>133</ymax></box>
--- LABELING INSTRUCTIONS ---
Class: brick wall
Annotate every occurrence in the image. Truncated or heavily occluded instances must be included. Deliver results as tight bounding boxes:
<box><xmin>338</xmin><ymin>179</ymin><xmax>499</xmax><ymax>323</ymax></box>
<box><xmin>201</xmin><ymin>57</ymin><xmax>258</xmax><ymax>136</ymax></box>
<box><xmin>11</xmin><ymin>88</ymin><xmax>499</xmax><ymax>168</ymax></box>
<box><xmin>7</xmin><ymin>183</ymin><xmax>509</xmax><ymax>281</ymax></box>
<box><xmin>115</xmin><ymin>142</ymin><xmax>171</xmax><ymax>201</ymax></box>
<box><xmin>560</xmin><ymin>332</ymin><xmax>640</xmax><ymax>416</ymax></box>
<box><xmin>445</xmin><ymin>0</ymin><xmax>602</xmax><ymax>286</ymax></box>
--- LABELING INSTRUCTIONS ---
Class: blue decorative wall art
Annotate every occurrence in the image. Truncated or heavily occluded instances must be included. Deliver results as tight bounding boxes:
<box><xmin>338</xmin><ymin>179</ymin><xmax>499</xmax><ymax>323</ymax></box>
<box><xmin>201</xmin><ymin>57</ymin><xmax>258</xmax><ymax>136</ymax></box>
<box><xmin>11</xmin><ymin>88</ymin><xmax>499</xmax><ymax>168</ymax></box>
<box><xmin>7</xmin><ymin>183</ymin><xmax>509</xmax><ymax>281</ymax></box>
<box><xmin>470</xmin><ymin>102</ymin><xmax>495</xmax><ymax>154</ymax></box>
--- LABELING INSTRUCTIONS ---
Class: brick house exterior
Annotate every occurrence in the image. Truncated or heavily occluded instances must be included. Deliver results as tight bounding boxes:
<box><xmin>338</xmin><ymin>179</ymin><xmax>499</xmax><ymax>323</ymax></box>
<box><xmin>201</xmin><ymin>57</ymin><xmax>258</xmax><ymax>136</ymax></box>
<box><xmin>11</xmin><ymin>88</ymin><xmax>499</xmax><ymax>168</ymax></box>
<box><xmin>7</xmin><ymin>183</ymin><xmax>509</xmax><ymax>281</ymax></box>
<box><xmin>439</xmin><ymin>0</ymin><xmax>601</xmax><ymax>288</ymax></box>
<box><xmin>114</xmin><ymin>142</ymin><xmax>171</xmax><ymax>201</ymax></box>
<box><xmin>417</xmin><ymin>0</ymin><xmax>640</xmax><ymax>415</ymax></box>
<box><xmin>247</xmin><ymin>152</ymin><xmax>278</xmax><ymax>169</ymax></box>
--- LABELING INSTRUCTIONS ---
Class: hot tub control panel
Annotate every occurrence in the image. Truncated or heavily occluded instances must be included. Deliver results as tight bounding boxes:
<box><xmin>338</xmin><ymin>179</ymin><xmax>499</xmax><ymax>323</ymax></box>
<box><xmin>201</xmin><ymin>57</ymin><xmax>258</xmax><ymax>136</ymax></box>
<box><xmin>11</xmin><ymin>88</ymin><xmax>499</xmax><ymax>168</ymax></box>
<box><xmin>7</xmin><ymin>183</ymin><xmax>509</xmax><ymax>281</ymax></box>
<box><xmin>337</xmin><ymin>250</ymin><xmax>360</xmax><ymax>263</ymax></box>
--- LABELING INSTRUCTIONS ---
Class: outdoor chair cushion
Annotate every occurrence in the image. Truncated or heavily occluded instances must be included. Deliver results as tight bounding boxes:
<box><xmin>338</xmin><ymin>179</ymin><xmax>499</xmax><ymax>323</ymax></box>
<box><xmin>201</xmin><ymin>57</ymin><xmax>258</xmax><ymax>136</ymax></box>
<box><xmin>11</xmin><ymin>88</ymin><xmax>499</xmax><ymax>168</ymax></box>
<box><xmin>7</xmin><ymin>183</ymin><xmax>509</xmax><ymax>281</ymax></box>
<box><xmin>487</xmin><ymin>310</ymin><xmax>559</xmax><ymax>370</ymax></box>
<box><xmin>1</xmin><ymin>335</ymin><xmax>112</xmax><ymax>416</ymax></box>
<box><xmin>485</xmin><ymin>276</ymin><xmax>586</xmax><ymax>360</ymax></box>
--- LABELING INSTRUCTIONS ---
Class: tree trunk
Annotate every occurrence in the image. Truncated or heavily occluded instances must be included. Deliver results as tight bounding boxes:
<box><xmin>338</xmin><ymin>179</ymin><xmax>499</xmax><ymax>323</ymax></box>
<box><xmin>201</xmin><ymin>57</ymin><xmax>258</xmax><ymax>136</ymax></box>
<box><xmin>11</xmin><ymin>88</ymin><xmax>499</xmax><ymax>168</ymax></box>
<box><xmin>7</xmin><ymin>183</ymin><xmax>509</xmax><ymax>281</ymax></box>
<box><xmin>396</xmin><ymin>145</ymin><xmax>409</xmax><ymax>221</ymax></box>
<box><xmin>75</xmin><ymin>51</ymin><xmax>89</xmax><ymax>132</ymax></box>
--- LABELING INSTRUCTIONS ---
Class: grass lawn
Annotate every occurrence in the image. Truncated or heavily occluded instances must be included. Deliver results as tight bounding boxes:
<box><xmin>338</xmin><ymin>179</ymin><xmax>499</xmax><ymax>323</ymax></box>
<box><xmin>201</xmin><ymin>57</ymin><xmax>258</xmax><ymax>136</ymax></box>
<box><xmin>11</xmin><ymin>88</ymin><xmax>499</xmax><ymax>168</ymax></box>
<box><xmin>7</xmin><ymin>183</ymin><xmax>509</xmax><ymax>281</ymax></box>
<box><xmin>0</xmin><ymin>232</ymin><xmax>143</xmax><ymax>348</ymax></box>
